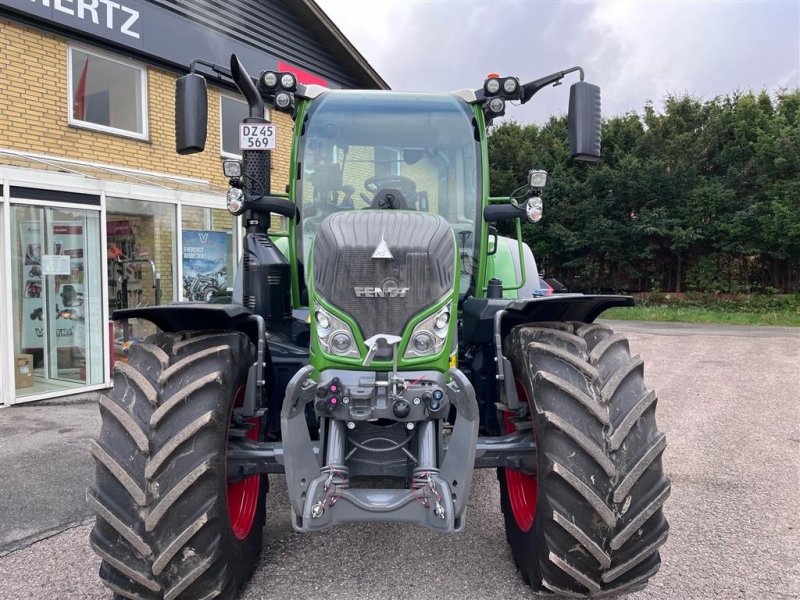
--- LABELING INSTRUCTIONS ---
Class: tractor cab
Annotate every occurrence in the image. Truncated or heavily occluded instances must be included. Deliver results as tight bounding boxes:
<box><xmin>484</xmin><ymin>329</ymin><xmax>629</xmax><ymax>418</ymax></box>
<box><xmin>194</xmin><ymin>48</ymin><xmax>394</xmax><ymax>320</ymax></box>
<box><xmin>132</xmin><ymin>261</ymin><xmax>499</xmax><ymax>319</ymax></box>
<box><xmin>296</xmin><ymin>90</ymin><xmax>481</xmax><ymax>300</ymax></box>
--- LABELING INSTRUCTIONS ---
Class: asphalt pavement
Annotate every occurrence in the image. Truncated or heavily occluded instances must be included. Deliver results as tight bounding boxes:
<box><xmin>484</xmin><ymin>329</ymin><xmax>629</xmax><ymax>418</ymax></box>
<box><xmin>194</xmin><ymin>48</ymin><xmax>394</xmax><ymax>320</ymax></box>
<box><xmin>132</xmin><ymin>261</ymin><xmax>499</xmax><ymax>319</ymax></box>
<box><xmin>0</xmin><ymin>400</ymin><xmax>97</xmax><ymax>554</ymax></box>
<box><xmin>0</xmin><ymin>321</ymin><xmax>798</xmax><ymax>599</ymax></box>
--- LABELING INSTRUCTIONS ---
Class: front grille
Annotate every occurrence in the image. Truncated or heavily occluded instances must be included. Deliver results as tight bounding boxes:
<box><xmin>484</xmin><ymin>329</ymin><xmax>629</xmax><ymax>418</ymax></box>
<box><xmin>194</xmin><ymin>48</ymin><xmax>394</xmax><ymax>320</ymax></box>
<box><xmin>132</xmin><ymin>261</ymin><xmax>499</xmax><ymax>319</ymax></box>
<box><xmin>313</xmin><ymin>212</ymin><xmax>456</xmax><ymax>339</ymax></box>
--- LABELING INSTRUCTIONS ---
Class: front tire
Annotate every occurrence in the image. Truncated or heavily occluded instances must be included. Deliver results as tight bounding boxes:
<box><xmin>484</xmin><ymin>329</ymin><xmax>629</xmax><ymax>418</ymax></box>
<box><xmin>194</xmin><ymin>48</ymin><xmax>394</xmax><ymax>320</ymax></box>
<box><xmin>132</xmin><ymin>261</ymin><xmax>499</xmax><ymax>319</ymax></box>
<box><xmin>500</xmin><ymin>322</ymin><xmax>670</xmax><ymax>597</ymax></box>
<box><xmin>89</xmin><ymin>331</ymin><xmax>266</xmax><ymax>600</ymax></box>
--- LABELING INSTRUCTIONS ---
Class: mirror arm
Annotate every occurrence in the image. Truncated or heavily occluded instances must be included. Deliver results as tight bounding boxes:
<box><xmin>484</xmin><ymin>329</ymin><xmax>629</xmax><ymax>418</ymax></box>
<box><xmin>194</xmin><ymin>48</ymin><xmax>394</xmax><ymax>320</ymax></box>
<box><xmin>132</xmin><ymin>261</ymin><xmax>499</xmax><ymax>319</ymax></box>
<box><xmin>189</xmin><ymin>59</ymin><xmax>231</xmax><ymax>79</ymax></box>
<box><xmin>186</xmin><ymin>59</ymin><xmax>236</xmax><ymax>90</ymax></box>
<box><xmin>520</xmin><ymin>66</ymin><xmax>584</xmax><ymax>104</ymax></box>
<box><xmin>186</xmin><ymin>58</ymin><xmax>264</xmax><ymax>118</ymax></box>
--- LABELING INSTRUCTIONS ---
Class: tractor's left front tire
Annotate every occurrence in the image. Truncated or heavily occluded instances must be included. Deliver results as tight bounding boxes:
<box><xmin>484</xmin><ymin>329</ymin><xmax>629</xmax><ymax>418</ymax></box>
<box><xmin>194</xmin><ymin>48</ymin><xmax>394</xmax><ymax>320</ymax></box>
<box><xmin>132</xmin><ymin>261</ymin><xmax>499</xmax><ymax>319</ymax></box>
<box><xmin>89</xmin><ymin>331</ymin><xmax>266</xmax><ymax>600</ymax></box>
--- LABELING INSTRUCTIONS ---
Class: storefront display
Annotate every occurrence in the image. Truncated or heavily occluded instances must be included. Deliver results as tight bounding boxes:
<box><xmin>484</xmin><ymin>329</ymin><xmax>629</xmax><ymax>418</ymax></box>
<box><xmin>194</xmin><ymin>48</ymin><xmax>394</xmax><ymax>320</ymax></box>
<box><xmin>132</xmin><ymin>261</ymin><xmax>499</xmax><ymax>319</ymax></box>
<box><xmin>182</xmin><ymin>230</ymin><xmax>231</xmax><ymax>302</ymax></box>
<box><xmin>181</xmin><ymin>206</ymin><xmax>236</xmax><ymax>302</ymax></box>
<box><xmin>19</xmin><ymin>220</ymin><xmax>88</xmax><ymax>352</ymax></box>
<box><xmin>9</xmin><ymin>202</ymin><xmax>104</xmax><ymax>398</ymax></box>
<box><xmin>3</xmin><ymin>190</ymin><xmax>238</xmax><ymax>403</ymax></box>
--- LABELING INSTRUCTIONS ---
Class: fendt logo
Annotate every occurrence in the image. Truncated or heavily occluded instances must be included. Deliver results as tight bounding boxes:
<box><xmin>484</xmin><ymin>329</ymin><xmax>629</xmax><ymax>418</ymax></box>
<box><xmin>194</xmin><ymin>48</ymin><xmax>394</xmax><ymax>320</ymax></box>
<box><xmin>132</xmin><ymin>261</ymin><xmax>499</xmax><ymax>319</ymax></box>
<box><xmin>354</xmin><ymin>285</ymin><xmax>409</xmax><ymax>298</ymax></box>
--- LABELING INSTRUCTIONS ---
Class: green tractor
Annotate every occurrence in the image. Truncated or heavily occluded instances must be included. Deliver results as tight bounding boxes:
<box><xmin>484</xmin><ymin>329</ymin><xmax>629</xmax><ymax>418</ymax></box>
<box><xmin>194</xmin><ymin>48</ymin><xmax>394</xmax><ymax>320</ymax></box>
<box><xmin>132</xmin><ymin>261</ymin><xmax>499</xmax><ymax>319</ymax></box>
<box><xmin>89</xmin><ymin>54</ymin><xmax>670</xmax><ymax>599</ymax></box>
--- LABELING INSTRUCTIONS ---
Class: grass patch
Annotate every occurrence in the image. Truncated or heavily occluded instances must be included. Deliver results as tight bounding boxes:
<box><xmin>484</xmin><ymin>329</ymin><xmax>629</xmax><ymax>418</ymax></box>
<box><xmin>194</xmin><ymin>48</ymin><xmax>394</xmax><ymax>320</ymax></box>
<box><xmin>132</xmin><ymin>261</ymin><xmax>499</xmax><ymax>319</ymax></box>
<box><xmin>602</xmin><ymin>294</ymin><xmax>800</xmax><ymax>327</ymax></box>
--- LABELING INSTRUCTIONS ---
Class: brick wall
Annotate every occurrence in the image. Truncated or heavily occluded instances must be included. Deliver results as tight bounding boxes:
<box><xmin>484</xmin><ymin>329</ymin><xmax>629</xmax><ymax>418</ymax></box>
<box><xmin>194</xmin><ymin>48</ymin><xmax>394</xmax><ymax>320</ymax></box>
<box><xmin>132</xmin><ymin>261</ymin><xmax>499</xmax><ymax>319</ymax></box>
<box><xmin>0</xmin><ymin>17</ymin><xmax>295</xmax><ymax>195</ymax></box>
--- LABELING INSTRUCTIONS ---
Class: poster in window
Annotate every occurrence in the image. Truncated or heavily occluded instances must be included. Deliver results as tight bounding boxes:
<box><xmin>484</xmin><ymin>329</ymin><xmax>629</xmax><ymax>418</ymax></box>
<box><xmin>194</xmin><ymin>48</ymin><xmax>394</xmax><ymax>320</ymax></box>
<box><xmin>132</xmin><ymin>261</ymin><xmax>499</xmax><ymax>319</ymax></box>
<box><xmin>182</xmin><ymin>230</ymin><xmax>231</xmax><ymax>302</ymax></box>
<box><xmin>20</xmin><ymin>221</ymin><xmax>86</xmax><ymax>350</ymax></box>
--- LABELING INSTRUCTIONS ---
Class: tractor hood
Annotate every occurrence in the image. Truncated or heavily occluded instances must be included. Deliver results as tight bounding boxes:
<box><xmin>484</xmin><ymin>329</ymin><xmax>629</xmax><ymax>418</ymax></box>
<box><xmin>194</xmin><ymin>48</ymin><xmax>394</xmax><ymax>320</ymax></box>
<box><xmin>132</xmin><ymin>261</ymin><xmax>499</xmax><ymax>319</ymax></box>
<box><xmin>312</xmin><ymin>211</ymin><xmax>456</xmax><ymax>342</ymax></box>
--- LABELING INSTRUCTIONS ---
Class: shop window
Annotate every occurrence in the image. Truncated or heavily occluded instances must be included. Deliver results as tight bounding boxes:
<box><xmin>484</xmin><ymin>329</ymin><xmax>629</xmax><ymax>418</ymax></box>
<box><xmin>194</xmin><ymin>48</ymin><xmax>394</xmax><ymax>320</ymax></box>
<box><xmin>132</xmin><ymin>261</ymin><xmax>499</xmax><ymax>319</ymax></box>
<box><xmin>68</xmin><ymin>47</ymin><xmax>147</xmax><ymax>139</ymax></box>
<box><xmin>107</xmin><ymin>198</ymin><xmax>176</xmax><ymax>361</ymax></box>
<box><xmin>181</xmin><ymin>206</ymin><xmax>236</xmax><ymax>302</ymax></box>
<box><xmin>220</xmin><ymin>95</ymin><xmax>269</xmax><ymax>158</ymax></box>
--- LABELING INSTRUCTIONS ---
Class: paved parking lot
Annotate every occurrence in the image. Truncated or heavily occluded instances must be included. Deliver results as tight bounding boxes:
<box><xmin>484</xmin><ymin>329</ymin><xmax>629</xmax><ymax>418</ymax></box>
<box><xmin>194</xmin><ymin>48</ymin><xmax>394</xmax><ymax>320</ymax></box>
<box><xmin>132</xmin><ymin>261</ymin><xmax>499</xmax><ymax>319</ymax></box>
<box><xmin>0</xmin><ymin>321</ymin><xmax>798</xmax><ymax>599</ymax></box>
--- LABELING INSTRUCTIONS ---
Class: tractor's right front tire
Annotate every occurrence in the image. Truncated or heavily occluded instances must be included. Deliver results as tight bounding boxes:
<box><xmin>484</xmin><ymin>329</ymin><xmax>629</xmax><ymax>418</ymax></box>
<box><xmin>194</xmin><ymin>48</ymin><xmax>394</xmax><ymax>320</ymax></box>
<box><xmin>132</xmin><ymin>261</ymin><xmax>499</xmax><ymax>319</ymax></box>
<box><xmin>89</xmin><ymin>331</ymin><xmax>266</xmax><ymax>600</ymax></box>
<box><xmin>500</xmin><ymin>322</ymin><xmax>670</xmax><ymax>597</ymax></box>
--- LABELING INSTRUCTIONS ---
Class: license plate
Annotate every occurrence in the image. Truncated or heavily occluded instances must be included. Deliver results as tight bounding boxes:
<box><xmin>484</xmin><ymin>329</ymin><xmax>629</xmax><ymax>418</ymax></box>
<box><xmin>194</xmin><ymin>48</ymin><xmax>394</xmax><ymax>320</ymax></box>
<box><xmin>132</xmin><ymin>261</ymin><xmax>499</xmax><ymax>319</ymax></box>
<box><xmin>239</xmin><ymin>123</ymin><xmax>276</xmax><ymax>150</ymax></box>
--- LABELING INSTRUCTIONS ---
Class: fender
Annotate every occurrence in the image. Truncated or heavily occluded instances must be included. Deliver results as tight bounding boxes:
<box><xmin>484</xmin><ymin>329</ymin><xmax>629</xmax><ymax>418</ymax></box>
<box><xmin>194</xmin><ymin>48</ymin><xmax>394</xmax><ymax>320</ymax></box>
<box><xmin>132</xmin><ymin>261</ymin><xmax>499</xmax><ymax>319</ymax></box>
<box><xmin>461</xmin><ymin>293</ymin><xmax>634</xmax><ymax>345</ymax></box>
<box><xmin>114</xmin><ymin>304</ymin><xmax>270</xmax><ymax>417</ymax></box>
<box><xmin>460</xmin><ymin>294</ymin><xmax>634</xmax><ymax>410</ymax></box>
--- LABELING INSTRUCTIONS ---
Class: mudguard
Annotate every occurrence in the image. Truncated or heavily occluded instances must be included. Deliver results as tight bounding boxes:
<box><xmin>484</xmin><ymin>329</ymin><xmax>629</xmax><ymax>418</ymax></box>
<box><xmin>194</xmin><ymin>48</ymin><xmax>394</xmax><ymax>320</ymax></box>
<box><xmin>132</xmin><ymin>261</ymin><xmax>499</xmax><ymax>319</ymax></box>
<box><xmin>113</xmin><ymin>303</ymin><xmax>259</xmax><ymax>342</ymax></box>
<box><xmin>113</xmin><ymin>304</ymin><xmax>270</xmax><ymax>417</ymax></box>
<box><xmin>461</xmin><ymin>293</ymin><xmax>634</xmax><ymax>345</ymax></box>
<box><xmin>461</xmin><ymin>293</ymin><xmax>634</xmax><ymax>411</ymax></box>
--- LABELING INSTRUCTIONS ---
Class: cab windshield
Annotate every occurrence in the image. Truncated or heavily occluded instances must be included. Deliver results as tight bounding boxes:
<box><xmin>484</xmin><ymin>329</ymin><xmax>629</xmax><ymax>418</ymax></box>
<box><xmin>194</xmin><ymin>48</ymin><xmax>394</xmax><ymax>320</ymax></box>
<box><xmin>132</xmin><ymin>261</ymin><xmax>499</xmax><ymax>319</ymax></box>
<box><xmin>297</xmin><ymin>91</ymin><xmax>481</xmax><ymax>298</ymax></box>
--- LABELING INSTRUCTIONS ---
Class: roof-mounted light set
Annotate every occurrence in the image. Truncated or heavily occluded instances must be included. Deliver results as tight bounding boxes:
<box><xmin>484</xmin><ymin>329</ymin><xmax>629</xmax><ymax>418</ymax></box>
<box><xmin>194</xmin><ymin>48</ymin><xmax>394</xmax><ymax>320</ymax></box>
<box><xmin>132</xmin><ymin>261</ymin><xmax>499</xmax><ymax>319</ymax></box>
<box><xmin>259</xmin><ymin>70</ymin><xmax>297</xmax><ymax>115</ymax></box>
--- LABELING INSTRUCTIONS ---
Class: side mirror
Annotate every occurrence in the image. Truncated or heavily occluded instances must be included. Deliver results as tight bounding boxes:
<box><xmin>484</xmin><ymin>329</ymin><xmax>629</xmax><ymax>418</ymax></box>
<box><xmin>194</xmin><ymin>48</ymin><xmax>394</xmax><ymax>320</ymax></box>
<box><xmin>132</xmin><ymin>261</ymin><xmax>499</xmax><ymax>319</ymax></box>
<box><xmin>175</xmin><ymin>73</ymin><xmax>208</xmax><ymax>155</ymax></box>
<box><xmin>568</xmin><ymin>81</ymin><xmax>601</xmax><ymax>162</ymax></box>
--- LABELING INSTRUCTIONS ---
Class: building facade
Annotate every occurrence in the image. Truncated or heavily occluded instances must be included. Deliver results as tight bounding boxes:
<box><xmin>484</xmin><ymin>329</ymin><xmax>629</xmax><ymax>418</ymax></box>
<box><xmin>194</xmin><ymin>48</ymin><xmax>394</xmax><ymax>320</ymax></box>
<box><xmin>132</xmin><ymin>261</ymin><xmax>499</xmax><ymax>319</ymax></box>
<box><xmin>0</xmin><ymin>0</ymin><xmax>386</xmax><ymax>405</ymax></box>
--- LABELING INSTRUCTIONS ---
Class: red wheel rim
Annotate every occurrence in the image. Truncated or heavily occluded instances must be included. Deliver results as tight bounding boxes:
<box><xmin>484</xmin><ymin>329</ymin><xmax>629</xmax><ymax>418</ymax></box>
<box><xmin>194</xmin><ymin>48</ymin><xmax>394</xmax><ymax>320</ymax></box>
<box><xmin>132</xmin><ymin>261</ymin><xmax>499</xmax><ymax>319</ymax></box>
<box><xmin>504</xmin><ymin>379</ymin><xmax>538</xmax><ymax>533</ymax></box>
<box><xmin>227</xmin><ymin>385</ymin><xmax>260</xmax><ymax>540</ymax></box>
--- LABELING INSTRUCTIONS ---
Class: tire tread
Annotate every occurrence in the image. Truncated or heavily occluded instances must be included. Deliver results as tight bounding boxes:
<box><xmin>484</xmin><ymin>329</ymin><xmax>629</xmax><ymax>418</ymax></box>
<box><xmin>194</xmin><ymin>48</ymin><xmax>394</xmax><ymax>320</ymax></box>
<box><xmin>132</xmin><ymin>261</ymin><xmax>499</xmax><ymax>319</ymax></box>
<box><xmin>500</xmin><ymin>321</ymin><xmax>670</xmax><ymax>597</ymax></box>
<box><xmin>89</xmin><ymin>330</ymin><xmax>264</xmax><ymax>600</ymax></box>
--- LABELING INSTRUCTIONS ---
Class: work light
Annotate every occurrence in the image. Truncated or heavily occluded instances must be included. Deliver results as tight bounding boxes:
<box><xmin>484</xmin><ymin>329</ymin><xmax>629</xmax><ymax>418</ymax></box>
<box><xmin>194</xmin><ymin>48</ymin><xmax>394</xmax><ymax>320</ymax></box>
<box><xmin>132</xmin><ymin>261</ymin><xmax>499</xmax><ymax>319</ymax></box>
<box><xmin>261</xmin><ymin>71</ymin><xmax>278</xmax><ymax>89</ymax></box>
<box><xmin>528</xmin><ymin>169</ymin><xmax>547</xmax><ymax>189</ymax></box>
<box><xmin>222</xmin><ymin>159</ymin><xmax>242</xmax><ymax>178</ymax></box>
<box><xmin>280</xmin><ymin>72</ymin><xmax>297</xmax><ymax>90</ymax></box>
<box><xmin>275</xmin><ymin>92</ymin><xmax>293</xmax><ymax>109</ymax></box>
<box><xmin>484</xmin><ymin>78</ymin><xmax>501</xmax><ymax>95</ymax></box>
<box><xmin>488</xmin><ymin>97</ymin><xmax>505</xmax><ymax>114</ymax></box>
<box><xmin>502</xmin><ymin>77</ymin><xmax>519</xmax><ymax>95</ymax></box>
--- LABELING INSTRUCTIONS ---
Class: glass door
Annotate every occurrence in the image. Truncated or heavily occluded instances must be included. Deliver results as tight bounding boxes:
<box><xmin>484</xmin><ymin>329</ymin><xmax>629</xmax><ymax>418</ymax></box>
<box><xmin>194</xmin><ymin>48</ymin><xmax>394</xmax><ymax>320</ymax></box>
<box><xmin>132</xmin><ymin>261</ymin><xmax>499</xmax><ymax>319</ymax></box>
<box><xmin>10</xmin><ymin>204</ymin><xmax>104</xmax><ymax>400</ymax></box>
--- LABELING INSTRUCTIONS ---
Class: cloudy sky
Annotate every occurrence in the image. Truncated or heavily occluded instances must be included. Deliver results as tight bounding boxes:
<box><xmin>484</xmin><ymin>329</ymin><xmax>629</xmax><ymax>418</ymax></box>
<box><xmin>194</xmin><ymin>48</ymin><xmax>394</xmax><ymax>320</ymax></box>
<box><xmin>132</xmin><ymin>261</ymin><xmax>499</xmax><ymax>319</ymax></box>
<box><xmin>316</xmin><ymin>0</ymin><xmax>800</xmax><ymax>124</ymax></box>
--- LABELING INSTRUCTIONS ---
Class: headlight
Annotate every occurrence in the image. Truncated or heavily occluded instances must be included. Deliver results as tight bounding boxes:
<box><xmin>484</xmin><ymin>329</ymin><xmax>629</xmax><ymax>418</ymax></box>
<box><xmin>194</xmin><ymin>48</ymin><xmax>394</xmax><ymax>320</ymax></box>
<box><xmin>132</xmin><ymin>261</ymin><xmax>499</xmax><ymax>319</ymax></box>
<box><xmin>315</xmin><ymin>309</ymin><xmax>330</xmax><ymax>330</ymax></box>
<box><xmin>226</xmin><ymin>187</ymin><xmax>244</xmax><ymax>215</ymax></box>
<box><xmin>404</xmin><ymin>303</ymin><xmax>451</xmax><ymax>359</ymax></box>
<box><xmin>330</xmin><ymin>331</ymin><xmax>354</xmax><ymax>354</ymax></box>
<box><xmin>526</xmin><ymin>196</ymin><xmax>543</xmax><ymax>223</ymax></box>
<box><xmin>411</xmin><ymin>331</ymin><xmax>435</xmax><ymax>354</ymax></box>
<box><xmin>315</xmin><ymin>305</ymin><xmax>360</xmax><ymax>358</ymax></box>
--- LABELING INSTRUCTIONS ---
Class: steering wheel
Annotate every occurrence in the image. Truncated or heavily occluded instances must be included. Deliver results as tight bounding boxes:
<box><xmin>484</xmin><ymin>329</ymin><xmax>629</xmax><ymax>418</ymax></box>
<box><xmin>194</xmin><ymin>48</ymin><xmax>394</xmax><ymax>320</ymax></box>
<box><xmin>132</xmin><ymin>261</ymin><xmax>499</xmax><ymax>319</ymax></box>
<box><xmin>364</xmin><ymin>175</ymin><xmax>417</xmax><ymax>195</ymax></box>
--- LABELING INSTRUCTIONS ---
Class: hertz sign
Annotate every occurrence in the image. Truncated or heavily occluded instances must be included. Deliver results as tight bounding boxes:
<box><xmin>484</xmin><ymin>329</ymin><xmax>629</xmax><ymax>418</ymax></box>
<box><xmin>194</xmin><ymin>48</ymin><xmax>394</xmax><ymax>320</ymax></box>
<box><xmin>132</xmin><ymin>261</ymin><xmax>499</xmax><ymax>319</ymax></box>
<box><xmin>0</xmin><ymin>0</ymin><xmax>339</xmax><ymax>86</ymax></box>
<box><xmin>0</xmin><ymin>0</ymin><xmax>307</xmax><ymax>79</ymax></box>
<box><xmin>2</xmin><ymin>0</ymin><xmax>145</xmax><ymax>46</ymax></box>
<box><xmin>27</xmin><ymin>0</ymin><xmax>142</xmax><ymax>39</ymax></box>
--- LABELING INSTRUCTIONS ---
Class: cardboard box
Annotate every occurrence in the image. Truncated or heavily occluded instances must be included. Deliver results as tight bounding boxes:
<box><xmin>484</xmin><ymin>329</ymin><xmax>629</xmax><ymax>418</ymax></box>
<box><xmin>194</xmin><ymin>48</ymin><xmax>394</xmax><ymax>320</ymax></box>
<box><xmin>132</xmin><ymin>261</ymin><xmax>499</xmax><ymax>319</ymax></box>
<box><xmin>14</xmin><ymin>354</ymin><xmax>34</xmax><ymax>389</ymax></box>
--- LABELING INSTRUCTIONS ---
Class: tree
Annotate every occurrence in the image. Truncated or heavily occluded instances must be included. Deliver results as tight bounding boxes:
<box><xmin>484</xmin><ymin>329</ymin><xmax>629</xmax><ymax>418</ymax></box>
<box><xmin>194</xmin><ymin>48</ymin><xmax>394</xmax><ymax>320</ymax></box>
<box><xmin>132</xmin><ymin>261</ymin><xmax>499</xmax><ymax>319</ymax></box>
<box><xmin>487</xmin><ymin>89</ymin><xmax>800</xmax><ymax>293</ymax></box>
